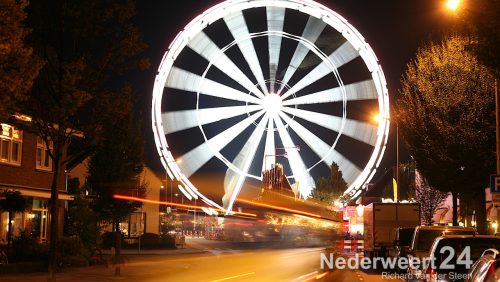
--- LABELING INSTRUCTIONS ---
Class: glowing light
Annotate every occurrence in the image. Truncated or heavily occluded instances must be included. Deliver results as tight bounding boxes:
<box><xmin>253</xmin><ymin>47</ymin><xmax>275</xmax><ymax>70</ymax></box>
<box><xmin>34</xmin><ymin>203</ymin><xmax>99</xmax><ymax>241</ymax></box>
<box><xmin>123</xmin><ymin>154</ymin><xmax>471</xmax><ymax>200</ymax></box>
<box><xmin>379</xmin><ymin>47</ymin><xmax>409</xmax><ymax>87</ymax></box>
<box><xmin>224</xmin><ymin>113</ymin><xmax>269</xmax><ymax>213</ymax></box>
<box><xmin>278</xmin><ymin>16</ymin><xmax>326</xmax><ymax>94</ymax></box>
<box><xmin>446</xmin><ymin>0</ymin><xmax>460</xmax><ymax>11</ymax></box>
<box><xmin>373</xmin><ymin>114</ymin><xmax>382</xmax><ymax>123</ymax></box>
<box><xmin>267</xmin><ymin>7</ymin><xmax>285</xmax><ymax>93</ymax></box>
<box><xmin>188</xmin><ymin>32</ymin><xmax>265</xmax><ymax>98</ymax></box>
<box><xmin>152</xmin><ymin>0</ymin><xmax>390</xmax><ymax>208</ymax></box>
<box><xmin>237</xmin><ymin>198</ymin><xmax>321</xmax><ymax>218</ymax></box>
<box><xmin>162</xmin><ymin>105</ymin><xmax>262</xmax><ymax>134</ymax></box>
<box><xmin>315</xmin><ymin>271</ymin><xmax>329</xmax><ymax>280</ymax></box>
<box><xmin>262</xmin><ymin>93</ymin><xmax>282</xmax><ymax>116</ymax></box>
<box><xmin>356</xmin><ymin>204</ymin><xmax>364</xmax><ymax>217</ymax></box>
<box><xmin>209</xmin><ymin>272</ymin><xmax>256</xmax><ymax>282</ymax></box>
<box><xmin>112</xmin><ymin>194</ymin><xmax>256</xmax><ymax>217</ymax></box>
<box><xmin>224</xmin><ymin>11</ymin><xmax>269</xmax><ymax>95</ymax></box>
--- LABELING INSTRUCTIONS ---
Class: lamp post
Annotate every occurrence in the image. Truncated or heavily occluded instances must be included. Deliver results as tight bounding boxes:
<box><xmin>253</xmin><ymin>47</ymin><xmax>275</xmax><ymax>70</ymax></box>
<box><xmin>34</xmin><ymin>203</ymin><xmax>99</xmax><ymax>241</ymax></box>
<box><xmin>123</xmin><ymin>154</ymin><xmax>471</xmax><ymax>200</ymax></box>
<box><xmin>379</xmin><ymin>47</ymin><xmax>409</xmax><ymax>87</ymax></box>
<box><xmin>444</xmin><ymin>0</ymin><xmax>500</xmax><ymax>229</ymax></box>
<box><xmin>165</xmin><ymin>159</ymin><xmax>179</xmax><ymax>211</ymax></box>
<box><xmin>374</xmin><ymin>113</ymin><xmax>398</xmax><ymax>202</ymax></box>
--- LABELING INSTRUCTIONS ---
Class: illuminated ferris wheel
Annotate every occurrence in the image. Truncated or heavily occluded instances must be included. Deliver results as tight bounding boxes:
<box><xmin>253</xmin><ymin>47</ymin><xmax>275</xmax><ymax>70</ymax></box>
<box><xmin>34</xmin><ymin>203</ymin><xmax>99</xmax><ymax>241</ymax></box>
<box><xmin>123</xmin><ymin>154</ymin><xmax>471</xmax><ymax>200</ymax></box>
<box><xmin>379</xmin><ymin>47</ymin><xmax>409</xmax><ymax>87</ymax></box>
<box><xmin>152</xmin><ymin>0</ymin><xmax>390</xmax><ymax>213</ymax></box>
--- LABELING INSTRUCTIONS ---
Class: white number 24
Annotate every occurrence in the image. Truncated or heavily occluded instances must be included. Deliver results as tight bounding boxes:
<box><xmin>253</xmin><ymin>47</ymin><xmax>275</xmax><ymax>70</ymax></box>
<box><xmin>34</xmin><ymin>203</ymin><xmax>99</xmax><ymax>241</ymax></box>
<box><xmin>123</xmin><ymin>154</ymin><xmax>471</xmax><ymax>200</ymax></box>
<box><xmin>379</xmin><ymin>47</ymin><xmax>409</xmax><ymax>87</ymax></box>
<box><xmin>439</xmin><ymin>246</ymin><xmax>473</xmax><ymax>269</ymax></box>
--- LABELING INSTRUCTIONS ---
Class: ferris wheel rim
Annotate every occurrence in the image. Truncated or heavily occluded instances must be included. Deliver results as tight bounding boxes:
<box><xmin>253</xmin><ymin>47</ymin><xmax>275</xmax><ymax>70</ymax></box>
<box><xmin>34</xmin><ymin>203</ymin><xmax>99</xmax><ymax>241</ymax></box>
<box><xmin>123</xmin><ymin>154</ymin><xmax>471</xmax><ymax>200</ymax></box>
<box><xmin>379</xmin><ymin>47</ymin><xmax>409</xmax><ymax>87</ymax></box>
<box><xmin>151</xmin><ymin>0</ymin><xmax>390</xmax><ymax>208</ymax></box>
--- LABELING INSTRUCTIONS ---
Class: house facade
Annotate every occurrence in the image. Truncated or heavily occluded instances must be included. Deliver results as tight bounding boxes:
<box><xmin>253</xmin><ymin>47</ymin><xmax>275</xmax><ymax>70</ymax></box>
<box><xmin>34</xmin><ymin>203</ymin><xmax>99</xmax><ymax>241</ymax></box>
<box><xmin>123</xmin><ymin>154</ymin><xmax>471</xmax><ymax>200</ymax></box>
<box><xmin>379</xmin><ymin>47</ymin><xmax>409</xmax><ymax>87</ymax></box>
<box><xmin>68</xmin><ymin>160</ymin><xmax>162</xmax><ymax>237</ymax></box>
<box><xmin>0</xmin><ymin>122</ymin><xmax>71</xmax><ymax>243</ymax></box>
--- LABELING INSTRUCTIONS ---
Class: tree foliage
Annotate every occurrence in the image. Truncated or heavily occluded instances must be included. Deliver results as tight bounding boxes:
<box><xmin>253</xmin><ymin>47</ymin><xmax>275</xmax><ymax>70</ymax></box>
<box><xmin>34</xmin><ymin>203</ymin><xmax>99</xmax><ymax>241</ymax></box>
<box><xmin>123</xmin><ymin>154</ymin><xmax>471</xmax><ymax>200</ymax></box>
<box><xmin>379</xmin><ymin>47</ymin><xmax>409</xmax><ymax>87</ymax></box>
<box><xmin>21</xmin><ymin>1</ymin><xmax>148</xmax><ymax>279</ymax></box>
<box><xmin>65</xmin><ymin>178</ymin><xmax>99</xmax><ymax>250</ymax></box>
<box><xmin>414</xmin><ymin>171</ymin><xmax>448</xmax><ymax>225</ymax></box>
<box><xmin>88</xmin><ymin>92</ymin><xmax>146</xmax><ymax>276</ymax></box>
<box><xmin>397</xmin><ymin>36</ymin><xmax>495</xmax><ymax>231</ymax></box>
<box><xmin>310</xmin><ymin>162</ymin><xmax>348</xmax><ymax>205</ymax></box>
<box><xmin>89</xmin><ymin>92</ymin><xmax>146</xmax><ymax>225</ymax></box>
<box><xmin>0</xmin><ymin>0</ymin><xmax>43</xmax><ymax>117</ymax></box>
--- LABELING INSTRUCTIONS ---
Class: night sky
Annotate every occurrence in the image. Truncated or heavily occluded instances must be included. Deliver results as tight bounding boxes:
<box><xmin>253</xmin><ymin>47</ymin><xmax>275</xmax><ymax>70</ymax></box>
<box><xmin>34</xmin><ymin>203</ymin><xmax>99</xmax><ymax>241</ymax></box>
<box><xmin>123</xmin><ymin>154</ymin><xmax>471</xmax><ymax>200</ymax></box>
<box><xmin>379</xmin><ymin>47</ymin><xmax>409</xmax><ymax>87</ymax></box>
<box><xmin>131</xmin><ymin>0</ymin><xmax>455</xmax><ymax>193</ymax></box>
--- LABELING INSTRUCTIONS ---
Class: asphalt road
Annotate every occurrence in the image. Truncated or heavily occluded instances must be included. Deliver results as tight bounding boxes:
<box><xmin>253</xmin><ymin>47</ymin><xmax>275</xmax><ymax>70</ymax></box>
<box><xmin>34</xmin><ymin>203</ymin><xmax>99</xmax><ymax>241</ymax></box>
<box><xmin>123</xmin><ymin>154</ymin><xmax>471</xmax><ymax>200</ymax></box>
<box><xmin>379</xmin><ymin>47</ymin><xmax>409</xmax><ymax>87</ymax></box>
<box><xmin>0</xmin><ymin>238</ymin><xmax>404</xmax><ymax>281</ymax></box>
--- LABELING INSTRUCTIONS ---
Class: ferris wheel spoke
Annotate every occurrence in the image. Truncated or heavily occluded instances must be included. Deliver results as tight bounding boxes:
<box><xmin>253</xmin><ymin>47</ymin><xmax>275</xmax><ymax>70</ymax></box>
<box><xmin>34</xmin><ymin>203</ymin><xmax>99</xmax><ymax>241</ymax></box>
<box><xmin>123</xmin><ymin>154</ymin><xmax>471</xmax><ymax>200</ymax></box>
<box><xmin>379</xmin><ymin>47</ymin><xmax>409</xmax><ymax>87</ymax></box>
<box><xmin>281</xmin><ymin>106</ymin><xmax>377</xmax><ymax>146</ymax></box>
<box><xmin>274</xmin><ymin>115</ymin><xmax>315</xmax><ymax>198</ymax></box>
<box><xmin>167</xmin><ymin>67</ymin><xmax>262</xmax><ymax>105</ymax></box>
<box><xmin>162</xmin><ymin>105</ymin><xmax>263</xmax><ymax>134</ymax></box>
<box><xmin>267</xmin><ymin>7</ymin><xmax>285</xmax><ymax>93</ymax></box>
<box><xmin>177</xmin><ymin>110</ymin><xmax>265</xmax><ymax>178</ymax></box>
<box><xmin>188</xmin><ymin>32</ymin><xmax>265</xmax><ymax>99</ymax></box>
<box><xmin>224</xmin><ymin>114</ymin><xmax>270</xmax><ymax>213</ymax></box>
<box><xmin>224</xmin><ymin>11</ymin><xmax>270</xmax><ymax>95</ymax></box>
<box><xmin>278</xmin><ymin>112</ymin><xmax>361</xmax><ymax>186</ymax></box>
<box><xmin>278</xmin><ymin>16</ymin><xmax>326</xmax><ymax>94</ymax></box>
<box><xmin>282</xmin><ymin>80</ymin><xmax>377</xmax><ymax>106</ymax></box>
<box><xmin>262</xmin><ymin>116</ymin><xmax>276</xmax><ymax>171</ymax></box>
<box><xmin>281</xmin><ymin>41</ymin><xmax>359</xmax><ymax>100</ymax></box>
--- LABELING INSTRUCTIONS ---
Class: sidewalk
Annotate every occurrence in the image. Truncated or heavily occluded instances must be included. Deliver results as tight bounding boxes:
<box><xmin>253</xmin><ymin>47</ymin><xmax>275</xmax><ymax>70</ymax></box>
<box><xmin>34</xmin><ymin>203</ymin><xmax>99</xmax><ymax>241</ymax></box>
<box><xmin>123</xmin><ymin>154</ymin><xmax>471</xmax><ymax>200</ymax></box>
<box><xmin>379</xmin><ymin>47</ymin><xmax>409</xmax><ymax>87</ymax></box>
<box><xmin>0</xmin><ymin>240</ymin><xmax>209</xmax><ymax>282</ymax></box>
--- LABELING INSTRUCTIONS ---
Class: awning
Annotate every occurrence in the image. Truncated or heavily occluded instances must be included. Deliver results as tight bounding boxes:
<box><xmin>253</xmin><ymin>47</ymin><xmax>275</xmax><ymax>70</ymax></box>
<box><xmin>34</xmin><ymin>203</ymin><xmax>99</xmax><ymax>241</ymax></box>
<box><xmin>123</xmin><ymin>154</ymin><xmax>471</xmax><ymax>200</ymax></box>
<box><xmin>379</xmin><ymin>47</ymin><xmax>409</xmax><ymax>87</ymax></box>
<box><xmin>0</xmin><ymin>186</ymin><xmax>74</xmax><ymax>201</ymax></box>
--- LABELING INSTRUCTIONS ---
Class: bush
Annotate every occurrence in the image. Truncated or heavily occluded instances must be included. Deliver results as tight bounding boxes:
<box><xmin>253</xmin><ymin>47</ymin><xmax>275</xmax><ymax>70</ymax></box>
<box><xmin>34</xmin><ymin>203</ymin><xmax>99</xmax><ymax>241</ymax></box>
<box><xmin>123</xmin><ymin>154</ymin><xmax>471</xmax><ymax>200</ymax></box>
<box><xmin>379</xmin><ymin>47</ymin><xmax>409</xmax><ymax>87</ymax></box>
<box><xmin>10</xmin><ymin>232</ymin><xmax>48</xmax><ymax>262</ymax></box>
<box><xmin>57</xmin><ymin>236</ymin><xmax>91</xmax><ymax>267</ymax></box>
<box><xmin>101</xmin><ymin>232</ymin><xmax>124</xmax><ymax>249</ymax></box>
<box><xmin>159</xmin><ymin>234</ymin><xmax>176</xmax><ymax>248</ymax></box>
<box><xmin>61</xmin><ymin>255</ymin><xmax>88</xmax><ymax>267</ymax></box>
<box><xmin>138</xmin><ymin>233</ymin><xmax>175</xmax><ymax>249</ymax></box>
<box><xmin>139</xmin><ymin>233</ymin><xmax>159</xmax><ymax>248</ymax></box>
<box><xmin>58</xmin><ymin>236</ymin><xmax>88</xmax><ymax>257</ymax></box>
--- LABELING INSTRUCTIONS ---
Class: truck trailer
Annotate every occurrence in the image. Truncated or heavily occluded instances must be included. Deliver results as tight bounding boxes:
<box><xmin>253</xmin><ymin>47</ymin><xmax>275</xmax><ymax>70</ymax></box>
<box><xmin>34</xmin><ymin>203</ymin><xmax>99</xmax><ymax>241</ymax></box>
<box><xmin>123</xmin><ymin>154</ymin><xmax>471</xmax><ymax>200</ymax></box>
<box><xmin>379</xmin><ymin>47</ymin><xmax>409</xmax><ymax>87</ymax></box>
<box><xmin>363</xmin><ymin>202</ymin><xmax>420</xmax><ymax>258</ymax></box>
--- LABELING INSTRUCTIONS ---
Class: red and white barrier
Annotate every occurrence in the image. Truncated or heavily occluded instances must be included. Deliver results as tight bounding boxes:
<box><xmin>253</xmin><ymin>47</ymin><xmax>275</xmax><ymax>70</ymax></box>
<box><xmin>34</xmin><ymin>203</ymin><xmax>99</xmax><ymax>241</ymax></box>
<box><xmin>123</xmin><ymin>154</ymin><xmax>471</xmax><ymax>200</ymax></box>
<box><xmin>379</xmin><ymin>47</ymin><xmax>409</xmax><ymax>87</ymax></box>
<box><xmin>337</xmin><ymin>240</ymin><xmax>364</xmax><ymax>250</ymax></box>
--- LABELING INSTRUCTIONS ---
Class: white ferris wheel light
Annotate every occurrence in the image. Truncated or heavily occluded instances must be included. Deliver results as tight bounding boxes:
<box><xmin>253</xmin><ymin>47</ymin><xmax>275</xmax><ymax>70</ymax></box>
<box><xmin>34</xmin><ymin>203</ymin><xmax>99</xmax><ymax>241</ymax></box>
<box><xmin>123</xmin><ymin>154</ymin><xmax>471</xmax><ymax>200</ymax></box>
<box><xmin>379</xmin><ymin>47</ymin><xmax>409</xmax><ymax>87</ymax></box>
<box><xmin>151</xmin><ymin>0</ymin><xmax>390</xmax><ymax>211</ymax></box>
<box><xmin>262</xmin><ymin>93</ymin><xmax>283</xmax><ymax>117</ymax></box>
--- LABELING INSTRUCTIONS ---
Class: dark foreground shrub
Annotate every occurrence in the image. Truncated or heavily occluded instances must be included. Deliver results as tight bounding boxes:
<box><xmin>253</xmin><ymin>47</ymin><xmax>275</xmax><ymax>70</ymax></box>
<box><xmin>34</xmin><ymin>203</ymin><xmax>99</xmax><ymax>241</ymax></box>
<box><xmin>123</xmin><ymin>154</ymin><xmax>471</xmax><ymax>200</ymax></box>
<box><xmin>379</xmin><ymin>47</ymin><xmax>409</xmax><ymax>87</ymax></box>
<box><xmin>101</xmin><ymin>232</ymin><xmax>124</xmax><ymax>249</ymax></box>
<box><xmin>10</xmin><ymin>232</ymin><xmax>48</xmax><ymax>262</ymax></box>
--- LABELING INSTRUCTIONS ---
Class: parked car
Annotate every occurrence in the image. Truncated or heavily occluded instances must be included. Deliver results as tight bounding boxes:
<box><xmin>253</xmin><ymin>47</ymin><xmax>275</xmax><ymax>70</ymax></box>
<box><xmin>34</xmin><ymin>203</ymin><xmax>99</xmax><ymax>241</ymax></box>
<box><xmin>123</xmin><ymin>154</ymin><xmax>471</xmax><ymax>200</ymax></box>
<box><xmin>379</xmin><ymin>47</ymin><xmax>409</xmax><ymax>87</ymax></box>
<box><xmin>465</xmin><ymin>249</ymin><xmax>500</xmax><ymax>282</ymax></box>
<box><xmin>425</xmin><ymin>235</ymin><xmax>500</xmax><ymax>282</ymax></box>
<box><xmin>407</xmin><ymin>226</ymin><xmax>476</xmax><ymax>278</ymax></box>
<box><xmin>388</xmin><ymin>227</ymin><xmax>415</xmax><ymax>270</ymax></box>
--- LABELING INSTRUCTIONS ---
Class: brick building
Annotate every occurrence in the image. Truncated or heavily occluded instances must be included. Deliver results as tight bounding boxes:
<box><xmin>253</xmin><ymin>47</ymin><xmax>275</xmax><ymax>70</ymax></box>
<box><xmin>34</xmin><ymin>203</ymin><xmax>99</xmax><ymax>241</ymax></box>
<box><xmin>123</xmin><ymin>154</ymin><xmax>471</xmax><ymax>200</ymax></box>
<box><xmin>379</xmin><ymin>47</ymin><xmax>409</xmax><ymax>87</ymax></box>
<box><xmin>0</xmin><ymin>122</ymin><xmax>72</xmax><ymax>243</ymax></box>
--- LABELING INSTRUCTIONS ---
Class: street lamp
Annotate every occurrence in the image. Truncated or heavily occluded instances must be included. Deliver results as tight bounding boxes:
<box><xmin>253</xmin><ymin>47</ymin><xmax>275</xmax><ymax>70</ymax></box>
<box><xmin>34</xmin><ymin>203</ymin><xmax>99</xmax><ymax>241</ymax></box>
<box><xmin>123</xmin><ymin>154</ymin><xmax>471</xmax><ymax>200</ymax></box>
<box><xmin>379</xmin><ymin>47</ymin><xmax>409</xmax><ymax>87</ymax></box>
<box><xmin>165</xmin><ymin>159</ymin><xmax>180</xmax><ymax>210</ymax></box>
<box><xmin>373</xmin><ymin>113</ymin><xmax>398</xmax><ymax>202</ymax></box>
<box><xmin>445</xmin><ymin>0</ymin><xmax>461</xmax><ymax>12</ymax></box>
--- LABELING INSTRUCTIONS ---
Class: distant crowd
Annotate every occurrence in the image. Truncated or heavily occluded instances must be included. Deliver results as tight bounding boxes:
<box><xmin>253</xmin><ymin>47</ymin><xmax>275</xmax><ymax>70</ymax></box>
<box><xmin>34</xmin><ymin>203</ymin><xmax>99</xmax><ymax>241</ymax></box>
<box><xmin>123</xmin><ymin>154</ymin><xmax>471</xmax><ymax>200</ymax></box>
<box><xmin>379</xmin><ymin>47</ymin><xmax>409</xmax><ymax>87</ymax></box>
<box><xmin>343</xmin><ymin>231</ymin><xmax>363</xmax><ymax>240</ymax></box>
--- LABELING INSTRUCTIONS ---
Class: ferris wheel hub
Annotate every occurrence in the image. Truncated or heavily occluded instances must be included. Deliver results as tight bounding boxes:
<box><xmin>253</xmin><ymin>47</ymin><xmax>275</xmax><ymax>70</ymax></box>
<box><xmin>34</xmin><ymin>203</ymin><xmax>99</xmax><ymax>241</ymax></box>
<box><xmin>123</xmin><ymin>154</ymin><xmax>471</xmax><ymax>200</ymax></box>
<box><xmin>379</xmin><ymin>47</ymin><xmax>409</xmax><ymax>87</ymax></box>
<box><xmin>262</xmin><ymin>93</ymin><xmax>283</xmax><ymax>116</ymax></box>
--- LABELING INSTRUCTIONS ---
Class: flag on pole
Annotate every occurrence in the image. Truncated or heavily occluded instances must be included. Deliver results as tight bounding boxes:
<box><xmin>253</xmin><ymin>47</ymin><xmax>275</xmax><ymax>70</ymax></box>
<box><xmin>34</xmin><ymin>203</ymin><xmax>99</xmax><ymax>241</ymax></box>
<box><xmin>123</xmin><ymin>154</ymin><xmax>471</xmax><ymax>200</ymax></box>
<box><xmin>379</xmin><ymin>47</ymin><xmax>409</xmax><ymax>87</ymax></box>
<box><xmin>392</xmin><ymin>178</ymin><xmax>398</xmax><ymax>202</ymax></box>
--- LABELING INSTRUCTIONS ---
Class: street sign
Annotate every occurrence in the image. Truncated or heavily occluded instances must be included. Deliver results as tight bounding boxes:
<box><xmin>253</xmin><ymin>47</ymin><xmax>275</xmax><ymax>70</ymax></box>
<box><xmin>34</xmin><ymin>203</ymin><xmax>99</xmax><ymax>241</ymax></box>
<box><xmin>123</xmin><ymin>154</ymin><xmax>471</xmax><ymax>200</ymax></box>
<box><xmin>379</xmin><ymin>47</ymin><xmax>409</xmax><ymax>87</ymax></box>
<box><xmin>490</xmin><ymin>175</ymin><xmax>500</xmax><ymax>193</ymax></box>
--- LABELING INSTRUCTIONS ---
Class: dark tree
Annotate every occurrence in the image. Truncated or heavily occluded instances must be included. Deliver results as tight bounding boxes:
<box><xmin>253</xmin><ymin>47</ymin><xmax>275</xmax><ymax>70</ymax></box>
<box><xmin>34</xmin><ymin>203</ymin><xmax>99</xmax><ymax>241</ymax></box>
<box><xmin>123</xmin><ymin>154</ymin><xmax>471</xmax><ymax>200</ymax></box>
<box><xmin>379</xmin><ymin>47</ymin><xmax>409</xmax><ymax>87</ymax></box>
<box><xmin>0</xmin><ymin>0</ymin><xmax>43</xmax><ymax>117</ymax></box>
<box><xmin>460</xmin><ymin>0</ymin><xmax>500</xmax><ymax>74</ymax></box>
<box><xmin>310</xmin><ymin>162</ymin><xmax>348</xmax><ymax>205</ymax></box>
<box><xmin>65</xmin><ymin>177</ymin><xmax>99</xmax><ymax>251</ymax></box>
<box><xmin>88</xmin><ymin>92</ymin><xmax>147</xmax><ymax>276</ymax></box>
<box><xmin>397</xmin><ymin>36</ymin><xmax>495</xmax><ymax>232</ymax></box>
<box><xmin>21</xmin><ymin>1</ymin><xmax>148</xmax><ymax>280</ymax></box>
<box><xmin>0</xmin><ymin>190</ymin><xmax>27</xmax><ymax>248</ymax></box>
<box><xmin>414</xmin><ymin>171</ymin><xmax>448</xmax><ymax>225</ymax></box>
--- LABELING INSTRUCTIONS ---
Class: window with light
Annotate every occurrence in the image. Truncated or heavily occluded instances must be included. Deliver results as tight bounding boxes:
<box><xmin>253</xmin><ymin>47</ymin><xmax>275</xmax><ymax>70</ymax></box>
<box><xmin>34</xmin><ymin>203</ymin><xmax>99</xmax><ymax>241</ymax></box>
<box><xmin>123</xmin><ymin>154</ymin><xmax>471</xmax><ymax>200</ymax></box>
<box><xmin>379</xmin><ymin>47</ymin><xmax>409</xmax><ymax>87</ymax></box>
<box><xmin>36</xmin><ymin>136</ymin><xmax>52</xmax><ymax>171</ymax></box>
<box><xmin>0</xmin><ymin>124</ymin><xmax>23</xmax><ymax>166</ymax></box>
